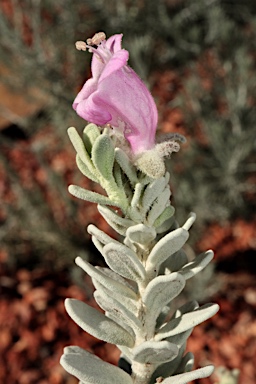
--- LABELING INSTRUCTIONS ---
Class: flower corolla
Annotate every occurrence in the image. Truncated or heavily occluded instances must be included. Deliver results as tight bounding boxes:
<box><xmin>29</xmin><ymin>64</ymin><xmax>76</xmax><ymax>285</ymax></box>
<box><xmin>73</xmin><ymin>33</ymin><xmax>158</xmax><ymax>155</ymax></box>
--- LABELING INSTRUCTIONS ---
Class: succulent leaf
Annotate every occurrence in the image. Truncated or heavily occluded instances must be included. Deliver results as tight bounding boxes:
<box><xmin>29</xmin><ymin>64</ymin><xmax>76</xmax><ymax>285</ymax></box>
<box><xmin>60</xmin><ymin>346</ymin><xmax>133</xmax><ymax>384</ymax></box>
<box><xmin>97</xmin><ymin>205</ymin><xmax>134</xmax><ymax>235</ymax></box>
<box><xmin>115</xmin><ymin>148</ymin><xmax>138</xmax><ymax>184</ymax></box>
<box><xmin>68</xmin><ymin>185</ymin><xmax>117</xmax><ymax>206</ymax></box>
<box><xmin>75</xmin><ymin>257</ymin><xmax>138</xmax><ymax>300</ymax></box>
<box><xmin>156</xmin><ymin>303</ymin><xmax>219</xmax><ymax>340</ymax></box>
<box><xmin>103</xmin><ymin>242</ymin><xmax>146</xmax><ymax>281</ymax></box>
<box><xmin>146</xmin><ymin>186</ymin><xmax>171</xmax><ymax>226</ymax></box>
<box><xmin>160</xmin><ymin>365</ymin><xmax>215</xmax><ymax>384</ymax></box>
<box><xmin>76</xmin><ymin>155</ymin><xmax>99</xmax><ymax>182</ymax></box>
<box><xmin>91</xmin><ymin>133</ymin><xmax>115</xmax><ymax>180</ymax></box>
<box><xmin>132</xmin><ymin>340</ymin><xmax>179</xmax><ymax>364</ymax></box>
<box><xmin>179</xmin><ymin>250</ymin><xmax>214</xmax><ymax>280</ymax></box>
<box><xmin>126</xmin><ymin>224</ymin><xmax>156</xmax><ymax>245</ymax></box>
<box><xmin>143</xmin><ymin>273</ymin><xmax>185</xmax><ymax>324</ymax></box>
<box><xmin>147</xmin><ymin>227</ymin><xmax>189</xmax><ymax>271</ymax></box>
<box><xmin>65</xmin><ymin>299</ymin><xmax>135</xmax><ymax>347</ymax></box>
<box><xmin>82</xmin><ymin>123</ymin><xmax>101</xmax><ymax>154</ymax></box>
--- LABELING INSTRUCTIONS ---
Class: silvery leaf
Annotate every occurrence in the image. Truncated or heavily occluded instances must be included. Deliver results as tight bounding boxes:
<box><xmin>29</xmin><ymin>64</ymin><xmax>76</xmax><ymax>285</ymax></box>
<box><xmin>124</xmin><ymin>236</ymin><xmax>137</xmax><ymax>253</ymax></box>
<box><xmin>143</xmin><ymin>273</ymin><xmax>185</xmax><ymax>324</ymax></box>
<box><xmin>126</xmin><ymin>224</ymin><xmax>156</xmax><ymax>245</ymax></box>
<box><xmin>91</xmin><ymin>134</ymin><xmax>115</xmax><ymax>181</ymax></box>
<box><xmin>96</xmin><ymin>266</ymin><xmax>137</xmax><ymax>294</ymax></box>
<box><xmin>97</xmin><ymin>205</ymin><xmax>134</xmax><ymax>235</ymax></box>
<box><xmin>179</xmin><ymin>250</ymin><xmax>214</xmax><ymax>280</ymax></box>
<box><xmin>147</xmin><ymin>228</ymin><xmax>189</xmax><ymax>271</ymax></box>
<box><xmin>150</xmin><ymin>344</ymin><xmax>186</xmax><ymax>383</ymax></box>
<box><xmin>173</xmin><ymin>300</ymin><xmax>199</xmax><ymax>319</ymax></box>
<box><xmin>87</xmin><ymin>224</ymin><xmax>120</xmax><ymax>247</ymax></box>
<box><xmin>91</xmin><ymin>235</ymin><xmax>104</xmax><ymax>255</ymax></box>
<box><xmin>65</xmin><ymin>299</ymin><xmax>135</xmax><ymax>347</ymax></box>
<box><xmin>60</xmin><ymin>346</ymin><xmax>133</xmax><ymax>384</ymax></box>
<box><xmin>141</xmin><ymin>176</ymin><xmax>167</xmax><ymax>215</ymax></box>
<box><xmin>76</xmin><ymin>155</ymin><xmax>99</xmax><ymax>183</ymax></box>
<box><xmin>182</xmin><ymin>212</ymin><xmax>196</xmax><ymax>231</ymax></box>
<box><xmin>160</xmin><ymin>365</ymin><xmax>214</xmax><ymax>383</ymax></box>
<box><xmin>160</xmin><ymin>249</ymin><xmax>188</xmax><ymax>274</ymax></box>
<box><xmin>68</xmin><ymin>127</ymin><xmax>94</xmax><ymax>171</ymax></box>
<box><xmin>155</xmin><ymin>303</ymin><xmax>219</xmax><ymax>340</ymax></box>
<box><xmin>147</xmin><ymin>186</ymin><xmax>171</xmax><ymax>226</ymax></box>
<box><xmin>94</xmin><ymin>289</ymin><xmax>142</xmax><ymax>332</ymax></box>
<box><xmin>92</xmin><ymin>273</ymin><xmax>137</xmax><ymax>313</ymax></box>
<box><xmin>132</xmin><ymin>340</ymin><xmax>178</xmax><ymax>364</ymax></box>
<box><xmin>75</xmin><ymin>257</ymin><xmax>137</xmax><ymax>300</ymax></box>
<box><xmin>113</xmin><ymin>162</ymin><xmax>123</xmax><ymax>189</ymax></box>
<box><xmin>176</xmin><ymin>352</ymin><xmax>194</xmax><ymax>374</ymax></box>
<box><xmin>68</xmin><ymin>185</ymin><xmax>117</xmax><ymax>206</ymax></box>
<box><xmin>115</xmin><ymin>148</ymin><xmax>138</xmax><ymax>184</ymax></box>
<box><xmin>156</xmin><ymin>306</ymin><xmax>172</xmax><ymax>329</ymax></box>
<box><xmin>166</xmin><ymin>328</ymin><xmax>193</xmax><ymax>348</ymax></box>
<box><xmin>103</xmin><ymin>243</ymin><xmax>146</xmax><ymax>281</ymax></box>
<box><xmin>154</xmin><ymin>206</ymin><xmax>175</xmax><ymax>233</ymax></box>
<box><xmin>83</xmin><ymin>123</ymin><xmax>100</xmax><ymax>154</ymax></box>
<box><xmin>106</xmin><ymin>311</ymin><xmax>135</xmax><ymax>336</ymax></box>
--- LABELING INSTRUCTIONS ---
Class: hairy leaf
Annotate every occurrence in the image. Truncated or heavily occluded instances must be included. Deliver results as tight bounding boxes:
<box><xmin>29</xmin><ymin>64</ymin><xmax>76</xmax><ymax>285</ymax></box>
<box><xmin>115</xmin><ymin>148</ymin><xmax>138</xmax><ymax>184</ymax></box>
<box><xmin>156</xmin><ymin>303</ymin><xmax>219</xmax><ymax>340</ymax></box>
<box><xmin>87</xmin><ymin>224</ymin><xmax>120</xmax><ymax>246</ymax></box>
<box><xmin>83</xmin><ymin>123</ymin><xmax>101</xmax><ymax>154</ymax></box>
<box><xmin>179</xmin><ymin>250</ymin><xmax>214</xmax><ymax>280</ymax></box>
<box><xmin>68</xmin><ymin>185</ymin><xmax>117</xmax><ymax>206</ymax></box>
<box><xmin>91</xmin><ymin>134</ymin><xmax>115</xmax><ymax>180</ymax></box>
<box><xmin>141</xmin><ymin>176</ymin><xmax>167</xmax><ymax>215</ymax></box>
<box><xmin>176</xmin><ymin>352</ymin><xmax>194</xmax><ymax>374</ymax></box>
<box><xmin>68</xmin><ymin>127</ymin><xmax>92</xmax><ymax>166</ymax></box>
<box><xmin>94</xmin><ymin>289</ymin><xmax>142</xmax><ymax>331</ymax></box>
<box><xmin>132</xmin><ymin>340</ymin><xmax>178</xmax><ymax>364</ymax></box>
<box><xmin>154</xmin><ymin>206</ymin><xmax>175</xmax><ymax>232</ymax></box>
<box><xmin>150</xmin><ymin>344</ymin><xmax>186</xmax><ymax>383</ymax></box>
<box><xmin>97</xmin><ymin>205</ymin><xmax>134</xmax><ymax>235</ymax></box>
<box><xmin>126</xmin><ymin>224</ymin><xmax>156</xmax><ymax>245</ymax></box>
<box><xmin>161</xmin><ymin>365</ymin><xmax>214</xmax><ymax>383</ymax></box>
<box><xmin>160</xmin><ymin>249</ymin><xmax>188</xmax><ymax>274</ymax></box>
<box><xmin>76</xmin><ymin>155</ymin><xmax>99</xmax><ymax>182</ymax></box>
<box><xmin>103</xmin><ymin>243</ymin><xmax>146</xmax><ymax>281</ymax></box>
<box><xmin>75</xmin><ymin>257</ymin><xmax>138</xmax><ymax>300</ymax></box>
<box><xmin>147</xmin><ymin>186</ymin><xmax>171</xmax><ymax>225</ymax></box>
<box><xmin>147</xmin><ymin>228</ymin><xmax>189</xmax><ymax>270</ymax></box>
<box><xmin>65</xmin><ymin>299</ymin><xmax>135</xmax><ymax>347</ymax></box>
<box><xmin>60</xmin><ymin>346</ymin><xmax>133</xmax><ymax>384</ymax></box>
<box><xmin>143</xmin><ymin>273</ymin><xmax>185</xmax><ymax>323</ymax></box>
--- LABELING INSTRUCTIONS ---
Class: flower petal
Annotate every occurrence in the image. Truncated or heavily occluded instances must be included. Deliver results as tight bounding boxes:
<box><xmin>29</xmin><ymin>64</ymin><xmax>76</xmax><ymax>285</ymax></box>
<box><xmin>73</xmin><ymin>33</ymin><xmax>158</xmax><ymax>154</ymax></box>
<box><xmin>91</xmin><ymin>34</ymin><xmax>124</xmax><ymax>78</ymax></box>
<box><xmin>95</xmin><ymin>67</ymin><xmax>158</xmax><ymax>153</ymax></box>
<box><xmin>75</xmin><ymin>91</ymin><xmax>112</xmax><ymax>125</ymax></box>
<box><xmin>100</xmin><ymin>50</ymin><xmax>129</xmax><ymax>82</ymax></box>
<box><xmin>73</xmin><ymin>78</ymin><xmax>98</xmax><ymax>110</ymax></box>
<box><xmin>106</xmin><ymin>34</ymin><xmax>123</xmax><ymax>53</ymax></box>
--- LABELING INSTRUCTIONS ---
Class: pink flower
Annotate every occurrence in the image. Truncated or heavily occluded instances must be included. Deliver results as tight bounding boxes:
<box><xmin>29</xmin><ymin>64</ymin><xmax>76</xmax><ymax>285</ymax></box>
<box><xmin>73</xmin><ymin>33</ymin><xmax>158</xmax><ymax>155</ymax></box>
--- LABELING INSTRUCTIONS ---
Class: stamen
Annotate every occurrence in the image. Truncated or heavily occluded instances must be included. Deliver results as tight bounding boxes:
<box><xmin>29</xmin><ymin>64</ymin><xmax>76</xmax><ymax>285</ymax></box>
<box><xmin>75</xmin><ymin>32</ymin><xmax>109</xmax><ymax>64</ymax></box>
<box><xmin>86</xmin><ymin>32</ymin><xmax>106</xmax><ymax>46</ymax></box>
<box><xmin>75</xmin><ymin>41</ymin><xmax>87</xmax><ymax>51</ymax></box>
<box><xmin>75</xmin><ymin>40</ymin><xmax>104</xmax><ymax>62</ymax></box>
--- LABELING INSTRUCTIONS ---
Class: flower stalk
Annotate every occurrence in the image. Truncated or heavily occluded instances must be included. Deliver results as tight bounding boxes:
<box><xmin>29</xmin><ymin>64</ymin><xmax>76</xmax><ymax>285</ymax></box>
<box><xmin>60</xmin><ymin>32</ymin><xmax>219</xmax><ymax>384</ymax></box>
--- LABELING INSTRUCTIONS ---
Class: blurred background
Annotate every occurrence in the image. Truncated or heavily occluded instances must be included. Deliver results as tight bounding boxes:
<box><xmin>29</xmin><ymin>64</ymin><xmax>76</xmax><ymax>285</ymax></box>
<box><xmin>0</xmin><ymin>0</ymin><xmax>255</xmax><ymax>383</ymax></box>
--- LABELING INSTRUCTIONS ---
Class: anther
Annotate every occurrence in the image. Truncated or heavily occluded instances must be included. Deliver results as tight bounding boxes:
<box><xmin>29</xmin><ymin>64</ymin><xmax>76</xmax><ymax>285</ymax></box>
<box><xmin>86</xmin><ymin>32</ymin><xmax>106</xmax><ymax>46</ymax></box>
<box><xmin>75</xmin><ymin>41</ymin><xmax>87</xmax><ymax>51</ymax></box>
